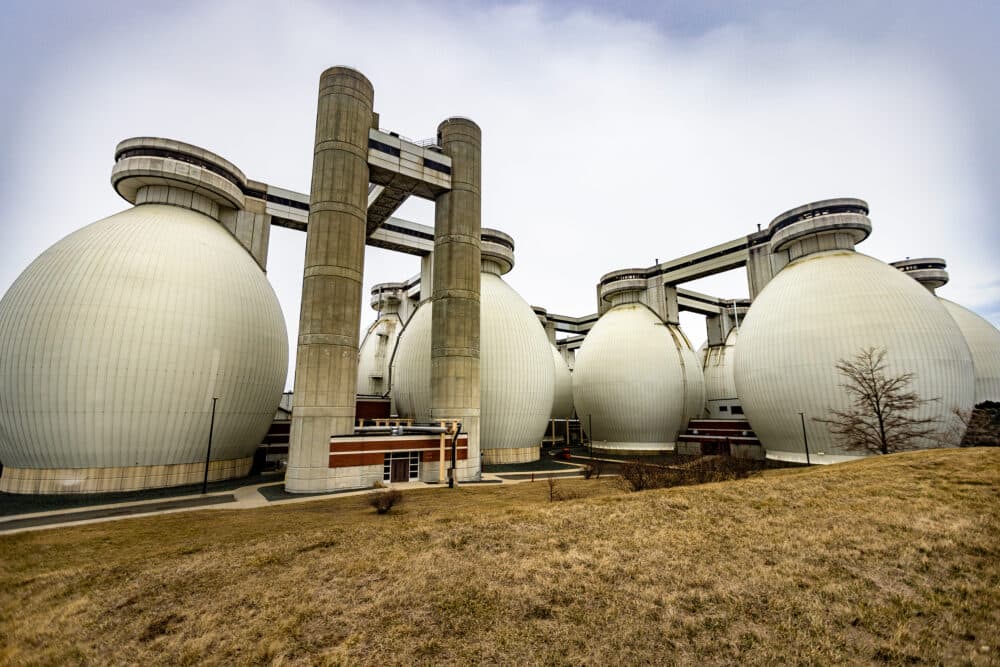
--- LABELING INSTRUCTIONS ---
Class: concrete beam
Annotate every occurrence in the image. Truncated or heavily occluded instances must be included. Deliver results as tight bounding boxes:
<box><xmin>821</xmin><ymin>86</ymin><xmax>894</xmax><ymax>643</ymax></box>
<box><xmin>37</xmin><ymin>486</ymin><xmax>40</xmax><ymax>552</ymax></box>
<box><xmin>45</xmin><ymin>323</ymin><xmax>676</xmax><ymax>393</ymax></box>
<box><xmin>558</xmin><ymin>334</ymin><xmax>586</xmax><ymax>351</ymax></box>
<box><xmin>367</xmin><ymin>216</ymin><xmax>435</xmax><ymax>256</ymax></box>
<box><xmin>367</xmin><ymin>128</ymin><xmax>452</xmax><ymax>200</ymax></box>
<box><xmin>649</xmin><ymin>237</ymin><xmax>751</xmax><ymax>285</ymax></box>
<box><xmin>540</xmin><ymin>312</ymin><xmax>599</xmax><ymax>335</ymax></box>
<box><xmin>366</xmin><ymin>184</ymin><xmax>410</xmax><ymax>236</ymax></box>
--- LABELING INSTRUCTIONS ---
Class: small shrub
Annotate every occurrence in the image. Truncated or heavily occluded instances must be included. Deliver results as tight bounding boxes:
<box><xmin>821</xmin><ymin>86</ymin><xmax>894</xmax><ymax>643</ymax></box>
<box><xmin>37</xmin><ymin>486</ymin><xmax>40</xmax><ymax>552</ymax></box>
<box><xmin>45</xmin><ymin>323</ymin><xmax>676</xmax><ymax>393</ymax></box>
<box><xmin>620</xmin><ymin>456</ymin><xmax>759</xmax><ymax>492</ymax></box>
<box><xmin>368</xmin><ymin>485</ymin><xmax>402</xmax><ymax>514</ymax></box>
<box><xmin>546</xmin><ymin>475</ymin><xmax>575</xmax><ymax>501</ymax></box>
<box><xmin>619</xmin><ymin>461</ymin><xmax>673</xmax><ymax>492</ymax></box>
<box><xmin>581</xmin><ymin>458</ymin><xmax>603</xmax><ymax>480</ymax></box>
<box><xmin>677</xmin><ymin>456</ymin><xmax>757</xmax><ymax>484</ymax></box>
<box><xmin>548</xmin><ymin>475</ymin><xmax>561</xmax><ymax>501</ymax></box>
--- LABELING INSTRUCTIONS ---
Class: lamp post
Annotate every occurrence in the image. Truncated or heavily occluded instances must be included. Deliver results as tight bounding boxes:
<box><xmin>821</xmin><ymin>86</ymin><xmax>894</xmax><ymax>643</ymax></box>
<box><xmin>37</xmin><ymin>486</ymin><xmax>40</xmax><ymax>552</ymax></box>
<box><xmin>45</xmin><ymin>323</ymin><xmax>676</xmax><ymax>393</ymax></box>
<box><xmin>798</xmin><ymin>411</ymin><xmax>811</xmax><ymax>466</ymax></box>
<box><xmin>588</xmin><ymin>414</ymin><xmax>594</xmax><ymax>458</ymax></box>
<box><xmin>202</xmin><ymin>397</ymin><xmax>218</xmax><ymax>494</ymax></box>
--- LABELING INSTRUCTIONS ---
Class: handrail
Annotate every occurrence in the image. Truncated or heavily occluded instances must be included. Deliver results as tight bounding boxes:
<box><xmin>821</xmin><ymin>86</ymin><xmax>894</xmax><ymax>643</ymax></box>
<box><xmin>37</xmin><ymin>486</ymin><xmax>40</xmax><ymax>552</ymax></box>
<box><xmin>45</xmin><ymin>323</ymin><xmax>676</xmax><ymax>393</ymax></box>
<box><xmin>380</xmin><ymin>129</ymin><xmax>441</xmax><ymax>150</ymax></box>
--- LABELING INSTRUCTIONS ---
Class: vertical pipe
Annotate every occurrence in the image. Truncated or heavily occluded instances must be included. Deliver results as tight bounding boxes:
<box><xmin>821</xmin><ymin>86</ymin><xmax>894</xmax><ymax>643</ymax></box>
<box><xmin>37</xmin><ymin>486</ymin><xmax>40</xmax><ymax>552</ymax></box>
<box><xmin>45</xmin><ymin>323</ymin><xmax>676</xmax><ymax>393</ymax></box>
<box><xmin>432</xmin><ymin>118</ymin><xmax>482</xmax><ymax>482</ymax></box>
<box><xmin>439</xmin><ymin>431</ymin><xmax>446</xmax><ymax>483</ymax></box>
<box><xmin>287</xmin><ymin>67</ymin><xmax>374</xmax><ymax>493</ymax></box>
<box><xmin>449</xmin><ymin>423</ymin><xmax>461</xmax><ymax>488</ymax></box>
<box><xmin>202</xmin><ymin>397</ymin><xmax>218</xmax><ymax>495</ymax></box>
<box><xmin>799</xmin><ymin>411</ymin><xmax>811</xmax><ymax>466</ymax></box>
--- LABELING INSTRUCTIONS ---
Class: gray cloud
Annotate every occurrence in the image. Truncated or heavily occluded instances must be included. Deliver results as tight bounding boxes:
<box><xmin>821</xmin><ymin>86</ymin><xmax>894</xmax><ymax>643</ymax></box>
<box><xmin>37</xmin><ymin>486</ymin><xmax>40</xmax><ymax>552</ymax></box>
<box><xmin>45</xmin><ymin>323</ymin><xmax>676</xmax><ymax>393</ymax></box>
<box><xmin>1</xmin><ymin>0</ymin><xmax>996</xmax><ymax>390</ymax></box>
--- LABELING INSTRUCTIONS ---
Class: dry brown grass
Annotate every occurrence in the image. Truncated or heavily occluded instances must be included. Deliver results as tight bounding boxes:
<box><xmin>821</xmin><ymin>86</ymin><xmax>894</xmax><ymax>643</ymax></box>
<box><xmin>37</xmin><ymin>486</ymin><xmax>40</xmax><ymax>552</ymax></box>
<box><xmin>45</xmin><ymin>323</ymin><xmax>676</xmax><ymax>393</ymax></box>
<box><xmin>1</xmin><ymin>448</ymin><xmax>998</xmax><ymax>666</ymax></box>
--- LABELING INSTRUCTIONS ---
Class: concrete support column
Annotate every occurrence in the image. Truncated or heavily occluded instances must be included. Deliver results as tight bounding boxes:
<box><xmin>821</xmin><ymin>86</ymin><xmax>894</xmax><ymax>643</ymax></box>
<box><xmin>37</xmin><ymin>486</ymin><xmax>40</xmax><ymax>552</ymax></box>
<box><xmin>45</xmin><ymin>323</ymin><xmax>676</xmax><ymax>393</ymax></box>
<box><xmin>640</xmin><ymin>280</ymin><xmax>670</xmax><ymax>324</ymax></box>
<box><xmin>746</xmin><ymin>234</ymin><xmax>775</xmax><ymax>300</ymax></box>
<box><xmin>664</xmin><ymin>285</ymin><xmax>680</xmax><ymax>325</ymax></box>
<box><xmin>544</xmin><ymin>320</ymin><xmax>557</xmax><ymax>345</ymax></box>
<box><xmin>431</xmin><ymin>118</ymin><xmax>482</xmax><ymax>480</ymax></box>
<box><xmin>706</xmin><ymin>314</ymin><xmax>726</xmax><ymax>347</ymax></box>
<box><xmin>287</xmin><ymin>67</ymin><xmax>374</xmax><ymax>492</ymax></box>
<box><xmin>420</xmin><ymin>252</ymin><xmax>435</xmax><ymax>301</ymax></box>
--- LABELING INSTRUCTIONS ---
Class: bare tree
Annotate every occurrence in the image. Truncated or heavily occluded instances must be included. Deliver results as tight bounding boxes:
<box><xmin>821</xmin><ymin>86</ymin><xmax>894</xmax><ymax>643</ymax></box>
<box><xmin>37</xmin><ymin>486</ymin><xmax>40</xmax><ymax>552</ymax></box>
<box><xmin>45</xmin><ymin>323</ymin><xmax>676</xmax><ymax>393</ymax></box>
<box><xmin>815</xmin><ymin>346</ymin><xmax>942</xmax><ymax>455</ymax></box>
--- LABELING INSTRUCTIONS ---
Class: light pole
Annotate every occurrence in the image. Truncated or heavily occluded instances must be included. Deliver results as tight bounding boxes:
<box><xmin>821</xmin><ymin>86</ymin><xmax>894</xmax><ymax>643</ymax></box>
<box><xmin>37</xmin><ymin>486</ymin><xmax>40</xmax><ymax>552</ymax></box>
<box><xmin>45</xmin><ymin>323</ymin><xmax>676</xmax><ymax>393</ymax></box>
<box><xmin>202</xmin><ymin>397</ymin><xmax>218</xmax><ymax>494</ymax></box>
<box><xmin>588</xmin><ymin>414</ymin><xmax>594</xmax><ymax>458</ymax></box>
<box><xmin>798</xmin><ymin>411</ymin><xmax>811</xmax><ymax>466</ymax></box>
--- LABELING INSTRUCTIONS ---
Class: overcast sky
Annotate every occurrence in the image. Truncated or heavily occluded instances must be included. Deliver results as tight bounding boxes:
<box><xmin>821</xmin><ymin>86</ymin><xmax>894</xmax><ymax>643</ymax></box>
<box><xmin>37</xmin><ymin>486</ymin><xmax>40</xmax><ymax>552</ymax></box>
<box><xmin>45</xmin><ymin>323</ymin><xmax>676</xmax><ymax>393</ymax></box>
<box><xmin>1</xmin><ymin>0</ymin><xmax>997</xmax><ymax>389</ymax></box>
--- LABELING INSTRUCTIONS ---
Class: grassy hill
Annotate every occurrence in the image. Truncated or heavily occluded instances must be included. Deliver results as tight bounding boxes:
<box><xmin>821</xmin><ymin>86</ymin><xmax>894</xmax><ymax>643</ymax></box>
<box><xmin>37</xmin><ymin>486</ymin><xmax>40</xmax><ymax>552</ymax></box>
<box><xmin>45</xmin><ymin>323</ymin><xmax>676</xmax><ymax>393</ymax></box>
<box><xmin>1</xmin><ymin>448</ymin><xmax>998</xmax><ymax>665</ymax></box>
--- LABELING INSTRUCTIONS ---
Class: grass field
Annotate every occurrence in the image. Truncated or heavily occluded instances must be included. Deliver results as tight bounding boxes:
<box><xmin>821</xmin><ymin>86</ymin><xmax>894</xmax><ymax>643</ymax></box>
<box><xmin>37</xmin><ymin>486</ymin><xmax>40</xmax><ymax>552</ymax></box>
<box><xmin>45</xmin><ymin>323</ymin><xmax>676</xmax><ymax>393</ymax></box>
<box><xmin>1</xmin><ymin>448</ymin><xmax>998</xmax><ymax>665</ymax></box>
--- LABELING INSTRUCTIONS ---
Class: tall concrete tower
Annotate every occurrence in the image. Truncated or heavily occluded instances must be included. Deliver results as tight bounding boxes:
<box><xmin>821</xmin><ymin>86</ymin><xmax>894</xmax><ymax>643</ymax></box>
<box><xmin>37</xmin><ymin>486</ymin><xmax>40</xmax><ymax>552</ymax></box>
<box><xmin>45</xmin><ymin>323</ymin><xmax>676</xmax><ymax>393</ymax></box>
<box><xmin>431</xmin><ymin>118</ymin><xmax>482</xmax><ymax>472</ymax></box>
<box><xmin>286</xmin><ymin>67</ymin><xmax>375</xmax><ymax>492</ymax></box>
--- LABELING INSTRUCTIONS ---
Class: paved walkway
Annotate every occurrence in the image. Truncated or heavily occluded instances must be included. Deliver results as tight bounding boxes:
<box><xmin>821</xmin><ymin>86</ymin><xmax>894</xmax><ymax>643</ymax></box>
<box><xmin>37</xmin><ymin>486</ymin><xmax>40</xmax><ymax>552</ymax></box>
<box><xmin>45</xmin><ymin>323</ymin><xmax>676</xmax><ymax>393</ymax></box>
<box><xmin>0</xmin><ymin>494</ymin><xmax>237</xmax><ymax>533</ymax></box>
<box><xmin>0</xmin><ymin>464</ymin><xmax>590</xmax><ymax>535</ymax></box>
<box><xmin>495</xmin><ymin>470</ymin><xmax>586</xmax><ymax>481</ymax></box>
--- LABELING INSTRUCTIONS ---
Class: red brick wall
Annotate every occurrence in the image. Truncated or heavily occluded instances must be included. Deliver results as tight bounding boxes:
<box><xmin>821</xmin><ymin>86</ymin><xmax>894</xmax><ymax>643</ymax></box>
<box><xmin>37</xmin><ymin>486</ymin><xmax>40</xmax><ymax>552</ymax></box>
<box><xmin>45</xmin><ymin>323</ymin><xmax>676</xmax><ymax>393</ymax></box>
<box><xmin>328</xmin><ymin>435</ymin><xmax>469</xmax><ymax>469</ymax></box>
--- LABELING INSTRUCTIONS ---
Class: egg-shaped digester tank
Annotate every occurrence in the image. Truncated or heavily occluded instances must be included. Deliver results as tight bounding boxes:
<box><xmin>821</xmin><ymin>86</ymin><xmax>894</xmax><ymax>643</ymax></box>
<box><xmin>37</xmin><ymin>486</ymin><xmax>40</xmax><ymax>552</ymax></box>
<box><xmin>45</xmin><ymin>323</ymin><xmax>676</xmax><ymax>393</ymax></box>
<box><xmin>891</xmin><ymin>258</ymin><xmax>1000</xmax><ymax>404</ymax></box>
<box><xmin>941</xmin><ymin>300</ymin><xmax>1000</xmax><ymax>403</ymax></box>
<box><xmin>0</xmin><ymin>139</ymin><xmax>288</xmax><ymax>493</ymax></box>
<box><xmin>357</xmin><ymin>283</ymin><xmax>406</xmax><ymax>397</ymax></box>
<box><xmin>572</xmin><ymin>272</ymin><xmax>704</xmax><ymax>453</ymax></box>
<box><xmin>391</xmin><ymin>230</ymin><xmax>555</xmax><ymax>464</ymax></box>
<box><xmin>390</xmin><ymin>303</ymin><xmax>432</xmax><ymax>422</ymax></box>
<box><xmin>550</xmin><ymin>345</ymin><xmax>574</xmax><ymax>419</ymax></box>
<box><xmin>734</xmin><ymin>200</ymin><xmax>974</xmax><ymax>464</ymax></box>
<box><xmin>703</xmin><ymin>327</ymin><xmax>741</xmax><ymax>418</ymax></box>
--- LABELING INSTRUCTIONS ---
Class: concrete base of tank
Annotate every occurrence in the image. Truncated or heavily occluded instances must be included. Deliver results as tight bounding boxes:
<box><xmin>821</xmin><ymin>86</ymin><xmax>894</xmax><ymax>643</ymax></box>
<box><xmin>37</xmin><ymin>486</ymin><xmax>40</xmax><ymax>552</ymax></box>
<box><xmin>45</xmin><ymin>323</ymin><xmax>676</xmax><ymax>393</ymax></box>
<box><xmin>764</xmin><ymin>450</ymin><xmax>864</xmax><ymax>465</ymax></box>
<box><xmin>0</xmin><ymin>456</ymin><xmax>252</xmax><ymax>494</ymax></box>
<box><xmin>731</xmin><ymin>444</ymin><xmax>766</xmax><ymax>460</ymax></box>
<box><xmin>591</xmin><ymin>442</ymin><xmax>677</xmax><ymax>456</ymax></box>
<box><xmin>482</xmin><ymin>446</ymin><xmax>540</xmax><ymax>465</ymax></box>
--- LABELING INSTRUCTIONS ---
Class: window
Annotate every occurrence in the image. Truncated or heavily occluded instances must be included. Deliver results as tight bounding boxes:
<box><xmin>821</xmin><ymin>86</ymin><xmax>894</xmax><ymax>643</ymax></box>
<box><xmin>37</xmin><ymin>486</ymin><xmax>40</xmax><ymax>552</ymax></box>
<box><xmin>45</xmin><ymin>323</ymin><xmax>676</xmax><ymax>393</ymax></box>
<box><xmin>731</xmin><ymin>405</ymin><xmax>744</xmax><ymax>415</ymax></box>
<box><xmin>719</xmin><ymin>405</ymin><xmax>729</xmax><ymax>413</ymax></box>
<box><xmin>383</xmin><ymin>451</ymin><xmax>420</xmax><ymax>482</ymax></box>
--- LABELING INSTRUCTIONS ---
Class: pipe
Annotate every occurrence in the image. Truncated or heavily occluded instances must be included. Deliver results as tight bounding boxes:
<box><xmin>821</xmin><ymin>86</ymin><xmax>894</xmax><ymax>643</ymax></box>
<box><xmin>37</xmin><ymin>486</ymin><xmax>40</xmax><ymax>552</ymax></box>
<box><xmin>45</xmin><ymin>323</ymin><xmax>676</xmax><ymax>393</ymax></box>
<box><xmin>798</xmin><ymin>411</ymin><xmax>811</xmax><ymax>466</ymax></box>
<box><xmin>449</xmin><ymin>422</ymin><xmax>461</xmax><ymax>488</ymax></box>
<box><xmin>202</xmin><ymin>397</ymin><xmax>218</xmax><ymax>495</ymax></box>
<box><xmin>352</xmin><ymin>425</ymin><xmax>449</xmax><ymax>435</ymax></box>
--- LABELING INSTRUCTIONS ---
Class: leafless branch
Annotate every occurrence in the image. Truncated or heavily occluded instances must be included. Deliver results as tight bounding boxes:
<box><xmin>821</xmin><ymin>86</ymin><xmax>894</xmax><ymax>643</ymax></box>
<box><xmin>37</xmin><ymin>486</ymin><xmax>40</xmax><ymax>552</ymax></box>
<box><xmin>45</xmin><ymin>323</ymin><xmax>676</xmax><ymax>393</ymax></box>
<box><xmin>814</xmin><ymin>346</ymin><xmax>946</xmax><ymax>455</ymax></box>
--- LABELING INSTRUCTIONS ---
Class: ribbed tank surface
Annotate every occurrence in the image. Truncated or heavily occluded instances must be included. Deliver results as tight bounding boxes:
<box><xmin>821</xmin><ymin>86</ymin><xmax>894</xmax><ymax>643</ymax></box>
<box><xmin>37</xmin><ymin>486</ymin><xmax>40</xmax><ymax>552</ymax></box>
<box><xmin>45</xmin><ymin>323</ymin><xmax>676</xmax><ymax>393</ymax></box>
<box><xmin>357</xmin><ymin>315</ymin><xmax>402</xmax><ymax>396</ymax></box>
<box><xmin>703</xmin><ymin>328</ymin><xmax>739</xmax><ymax>411</ymax></box>
<box><xmin>391</xmin><ymin>273</ymin><xmax>554</xmax><ymax>456</ymax></box>
<box><xmin>0</xmin><ymin>204</ymin><xmax>288</xmax><ymax>471</ymax></box>
<box><xmin>550</xmin><ymin>345</ymin><xmax>574</xmax><ymax>419</ymax></box>
<box><xmin>734</xmin><ymin>251</ymin><xmax>974</xmax><ymax>462</ymax></box>
<box><xmin>391</xmin><ymin>304</ymin><xmax>433</xmax><ymax>422</ymax></box>
<box><xmin>940</xmin><ymin>299</ymin><xmax>1000</xmax><ymax>403</ymax></box>
<box><xmin>572</xmin><ymin>304</ymin><xmax>704</xmax><ymax>451</ymax></box>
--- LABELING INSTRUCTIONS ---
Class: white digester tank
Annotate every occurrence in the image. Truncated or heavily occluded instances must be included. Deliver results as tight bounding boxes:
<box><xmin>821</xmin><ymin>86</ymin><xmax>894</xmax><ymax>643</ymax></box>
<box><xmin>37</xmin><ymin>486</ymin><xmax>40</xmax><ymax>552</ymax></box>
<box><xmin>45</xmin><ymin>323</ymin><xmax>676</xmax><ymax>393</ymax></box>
<box><xmin>0</xmin><ymin>138</ymin><xmax>288</xmax><ymax>494</ymax></box>
<box><xmin>572</xmin><ymin>271</ymin><xmax>704</xmax><ymax>453</ymax></box>
<box><xmin>734</xmin><ymin>200</ymin><xmax>974</xmax><ymax>463</ymax></box>
<box><xmin>391</xmin><ymin>230</ymin><xmax>554</xmax><ymax>464</ymax></box>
